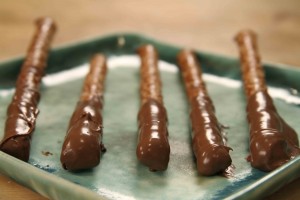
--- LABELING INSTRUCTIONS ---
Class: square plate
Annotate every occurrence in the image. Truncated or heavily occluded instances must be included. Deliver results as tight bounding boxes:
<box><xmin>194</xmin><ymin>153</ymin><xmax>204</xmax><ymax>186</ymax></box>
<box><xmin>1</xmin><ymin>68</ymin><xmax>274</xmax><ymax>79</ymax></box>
<box><xmin>0</xmin><ymin>34</ymin><xmax>300</xmax><ymax>200</ymax></box>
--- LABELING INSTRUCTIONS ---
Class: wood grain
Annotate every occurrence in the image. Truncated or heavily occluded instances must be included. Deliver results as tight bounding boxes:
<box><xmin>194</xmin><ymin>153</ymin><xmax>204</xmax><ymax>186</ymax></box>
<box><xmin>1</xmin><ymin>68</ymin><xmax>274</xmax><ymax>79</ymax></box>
<box><xmin>0</xmin><ymin>0</ymin><xmax>300</xmax><ymax>199</ymax></box>
<box><xmin>0</xmin><ymin>174</ymin><xmax>47</xmax><ymax>200</ymax></box>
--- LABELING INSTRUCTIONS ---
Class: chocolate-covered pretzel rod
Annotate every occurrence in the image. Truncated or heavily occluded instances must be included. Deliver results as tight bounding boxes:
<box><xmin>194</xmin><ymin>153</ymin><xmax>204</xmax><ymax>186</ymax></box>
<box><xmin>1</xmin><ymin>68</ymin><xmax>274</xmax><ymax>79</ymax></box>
<box><xmin>136</xmin><ymin>44</ymin><xmax>170</xmax><ymax>171</ymax></box>
<box><xmin>60</xmin><ymin>54</ymin><xmax>107</xmax><ymax>171</ymax></box>
<box><xmin>177</xmin><ymin>50</ymin><xmax>232</xmax><ymax>176</ymax></box>
<box><xmin>235</xmin><ymin>30</ymin><xmax>300</xmax><ymax>171</ymax></box>
<box><xmin>0</xmin><ymin>17</ymin><xmax>56</xmax><ymax>161</ymax></box>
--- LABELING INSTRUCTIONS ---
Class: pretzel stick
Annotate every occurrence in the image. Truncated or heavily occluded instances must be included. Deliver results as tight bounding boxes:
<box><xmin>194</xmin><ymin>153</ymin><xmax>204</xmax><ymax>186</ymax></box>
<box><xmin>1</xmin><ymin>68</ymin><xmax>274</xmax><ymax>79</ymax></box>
<box><xmin>177</xmin><ymin>50</ymin><xmax>232</xmax><ymax>176</ymax></box>
<box><xmin>136</xmin><ymin>44</ymin><xmax>170</xmax><ymax>171</ymax></box>
<box><xmin>0</xmin><ymin>17</ymin><xmax>56</xmax><ymax>161</ymax></box>
<box><xmin>235</xmin><ymin>30</ymin><xmax>300</xmax><ymax>171</ymax></box>
<box><xmin>60</xmin><ymin>54</ymin><xmax>107</xmax><ymax>171</ymax></box>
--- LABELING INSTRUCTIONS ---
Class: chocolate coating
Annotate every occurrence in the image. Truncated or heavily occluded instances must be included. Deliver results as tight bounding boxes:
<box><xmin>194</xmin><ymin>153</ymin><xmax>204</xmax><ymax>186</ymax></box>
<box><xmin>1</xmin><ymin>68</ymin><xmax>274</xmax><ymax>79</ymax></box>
<box><xmin>246</xmin><ymin>91</ymin><xmax>300</xmax><ymax>171</ymax></box>
<box><xmin>136</xmin><ymin>45</ymin><xmax>170</xmax><ymax>171</ymax></box>
<box><xmin>60</xmin><ymin>99</ymin><xmax>105</xmax><ymax>171</ymax></box>
<box><xmin>137</xmin><ymin>99</ymin><xmax>170</xmax><ymax>171</ymax></box>
<box><xmin>0</xmin><ymin>17</ymin><xmax>56</xmax><ymax>161</ymax></box>
<box><xmin>235</xmin><ymin>30</ymin><xmax>300</xmax><ymax>171</ymax></box>
<box><xmin>139</xmin><ymin>44</ymin><xmax>163</xmax><ymax>105</ymax></box>
<box><xmin>60</xmin><ymin>54</ymin><xmax>107</xmax><ymax>171</ymax></box>
<box><xmin>177</xmin><ymin>50</ymin><xmax>232</xmax><ymax>176</ymax></box>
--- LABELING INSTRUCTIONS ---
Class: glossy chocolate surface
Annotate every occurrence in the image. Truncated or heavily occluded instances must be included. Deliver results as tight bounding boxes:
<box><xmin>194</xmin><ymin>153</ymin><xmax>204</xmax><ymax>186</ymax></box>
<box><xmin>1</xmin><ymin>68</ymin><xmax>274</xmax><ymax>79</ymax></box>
<box><xmin>246</xmin><ymin>91</ymin><xmax>300</xmax><ymax>171</ymax></box>
<box><xmin>235</xmin><ymin>30</ymin><xmax>300</xmax><ymax>171</ymax></box>
<box><xmin>177</xmin><ymin>50</ymin><xmax>232</xmax><ymax>176</ymax></box>
<box><xmin>136</xmin><ymin>45</ymin><xmax>170</xmax><ymax>171</ymax></box>
<box><xmin>60</xmin><ymin>54</ymin><xmax>107</xmax><ymax>171</ymax></box>
<box><xmin>60</xmin><ymin>98</ymin><xmax>105</xmax><ymax>171</ymax></box>
<box><xmin>0</xmin><ymin>17</ymin><xmax>56</xmax><ymax>161</ymax></box>
<box><xmin>137</xmin><ymin>99</ymin><xmax>170</xmax><ymax>171</ymax></box>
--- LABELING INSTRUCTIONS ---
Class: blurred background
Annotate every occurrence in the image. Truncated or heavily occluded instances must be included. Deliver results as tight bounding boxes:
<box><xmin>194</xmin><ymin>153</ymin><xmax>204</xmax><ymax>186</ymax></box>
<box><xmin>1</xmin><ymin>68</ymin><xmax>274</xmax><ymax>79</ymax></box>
<box><xmin>1</xmin><ymin>0</ymin><xmax>300</xmax><ymax>65</ymax></box>
<box><xmin>0</xmin><ymin>0</ymin><xmax>300</xmax><ymax>199</ymax></box>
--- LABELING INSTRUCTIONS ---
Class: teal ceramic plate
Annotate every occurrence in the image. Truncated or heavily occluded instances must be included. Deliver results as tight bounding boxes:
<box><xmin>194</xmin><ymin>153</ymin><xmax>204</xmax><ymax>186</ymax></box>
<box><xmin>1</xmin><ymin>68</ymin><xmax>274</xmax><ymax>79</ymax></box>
<box><xmin>1</xmin><ymin>34</ymin><xmax>300</xmax><ymax>200</ymax></box>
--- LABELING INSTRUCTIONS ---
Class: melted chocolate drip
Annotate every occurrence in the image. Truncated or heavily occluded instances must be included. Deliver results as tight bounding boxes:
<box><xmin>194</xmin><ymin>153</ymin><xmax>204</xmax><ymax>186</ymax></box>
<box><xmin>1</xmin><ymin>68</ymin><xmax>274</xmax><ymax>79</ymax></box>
<box><xmin>235</xmin><ymin>30</ymin><xmax>300</xmax><ymax>171</ymax></box>
<box><xmin>136</xmin><ymin>45</ymin><xmax>170</xmax><ymax>171</ymax></box>
<box><xmin>60</xmin><ymin>54</ymin><xmax>107</xmax><ymax>171</ymax></box>
<box><xmin>0</xmin><ymin>17</ymin><xmax>56</xmax><ymax>161</ymax></box>
<box><xmin>177</xmin><ymin>50</ymin><xmax>232</xmax><ymax>176</ymax></box>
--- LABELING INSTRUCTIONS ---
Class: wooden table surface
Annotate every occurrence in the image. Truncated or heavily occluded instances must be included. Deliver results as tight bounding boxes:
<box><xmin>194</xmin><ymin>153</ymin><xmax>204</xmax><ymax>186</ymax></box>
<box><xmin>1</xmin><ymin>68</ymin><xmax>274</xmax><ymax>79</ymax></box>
<box><xmin>0</xmin><ymin>0</ymin><xmax>300</xmax><ymax>199</ymax></box>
